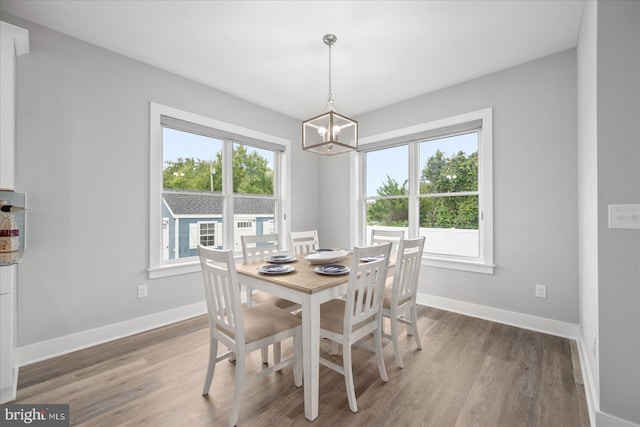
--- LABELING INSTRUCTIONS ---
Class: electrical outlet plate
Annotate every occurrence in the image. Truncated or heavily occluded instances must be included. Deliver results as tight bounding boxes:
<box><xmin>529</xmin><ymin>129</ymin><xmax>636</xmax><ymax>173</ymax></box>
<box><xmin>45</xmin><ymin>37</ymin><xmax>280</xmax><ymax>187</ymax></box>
<box><xmin>535</xmin><ymin>284</ymin><xmax>547</xmax><ymax>298</ymax></box>
<box><xmin>137</xmin><ymin>284</ymin><xmax>148</xmax><ymax>298</ymax></box>
<box><xmin>608</xmin><ymin>204</ymin><xmax>640</xmax><ymax>229</ymax></box>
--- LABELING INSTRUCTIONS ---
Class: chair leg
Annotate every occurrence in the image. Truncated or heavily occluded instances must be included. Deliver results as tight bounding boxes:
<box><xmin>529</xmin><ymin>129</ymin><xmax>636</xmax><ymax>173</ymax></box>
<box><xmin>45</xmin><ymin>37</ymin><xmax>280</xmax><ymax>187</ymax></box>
<box><xmin>375</xmin><ymin>319</ymin><xmax>389</xmax><ymax>382</ymax></box>
<box><xmin>342</xmin><ymin>342</ymin><xmax>358</xmax><ymax>413</ymax></box>
<box><xmin>229</xmin><ymin>351</ymin><xmax>245</xmax><ymax>427</ymax></box>
<box><xmin>202</xmin><ymin>337</ymin><xmax>218</xmax><ymax>395</ymax></box>
<box><xmin>330</xmin><ymin>341</ymin><xmax>340</xmax><ymax>355</ymax></box>
<box><xmin>261</xmin><ymin>346</ymin><xmax>269</xmax><ymax>364</ymax></box>
<box><xmin>293</xmin><ymin>334</ymin><xmax>302</xmax><ymax>387</ymax></box>
<box><xmin>274</xmin><ymin>342</ymin><xmax>282</xmax><ymax>364</ymax></box>
<box><xmin>410</xmin><ymin>305</ymin><xmax>422</xmax><ymax>349</ymax></box>
<box><xmin>390</xmin><ymin>315</ymin><xmax>404</xmax><ymax>369</ymax></box>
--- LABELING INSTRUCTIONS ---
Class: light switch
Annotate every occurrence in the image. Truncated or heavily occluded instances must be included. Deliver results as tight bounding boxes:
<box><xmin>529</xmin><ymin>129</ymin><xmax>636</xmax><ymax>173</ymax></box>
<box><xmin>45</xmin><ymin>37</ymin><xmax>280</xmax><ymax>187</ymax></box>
<box><xmin>608</xmin><ymin>204</ymin><xmax>640</xmax><ymax>229</ymax></box>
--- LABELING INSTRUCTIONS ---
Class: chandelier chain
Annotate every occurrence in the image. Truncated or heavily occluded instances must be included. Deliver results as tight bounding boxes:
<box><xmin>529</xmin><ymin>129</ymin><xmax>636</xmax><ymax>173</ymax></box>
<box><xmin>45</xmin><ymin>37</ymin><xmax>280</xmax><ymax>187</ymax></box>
<box><xmin>327</xmin><ymin>42</ymin><xmax>333</xmax><ymax>103</ymax></box>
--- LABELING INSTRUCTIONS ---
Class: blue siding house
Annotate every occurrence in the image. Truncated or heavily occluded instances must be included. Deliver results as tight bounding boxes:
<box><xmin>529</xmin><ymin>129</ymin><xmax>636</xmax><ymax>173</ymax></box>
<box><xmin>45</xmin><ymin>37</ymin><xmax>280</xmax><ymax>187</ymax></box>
<box><xmin>162</xmin><ymin>190</ymin><xmax>275</xmax><ymax>260</ymax></box>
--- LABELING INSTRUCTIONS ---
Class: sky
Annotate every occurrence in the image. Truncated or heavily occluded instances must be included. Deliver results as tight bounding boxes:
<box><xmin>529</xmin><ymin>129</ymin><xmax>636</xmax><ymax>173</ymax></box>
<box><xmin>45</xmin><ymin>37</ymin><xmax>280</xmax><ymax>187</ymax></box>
<box><xmin>163</xmin><ymin>128</ymin><xmax>273</xmax><ymax>168</ymax></box>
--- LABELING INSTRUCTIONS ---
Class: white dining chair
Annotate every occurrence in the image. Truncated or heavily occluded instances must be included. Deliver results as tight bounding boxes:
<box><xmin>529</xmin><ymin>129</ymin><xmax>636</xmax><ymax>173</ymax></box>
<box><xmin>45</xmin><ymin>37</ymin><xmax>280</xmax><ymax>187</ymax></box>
<box><xmin>290</xmin><ymin>229</ymin><xmax>320</xmax><ymax>255</ymax></box>
<box><xmin>318</xmin><ymin>243</ymin><xmax>391</xmax><ymax>413</ymax></box>
<box><xmin>370</xmin><ymin>228</ymin><xmax>405</xmax><ymax>257</ymax></box>
<box><xmin>198</xmin><ymin>245</ymin><xmax>302</xmax><ymax>427</ymax></box>
<box><xmin>380</xmin><ymin>236</ymin><xmax>425</xmax><ymax>368</ymax></box>
<box><xmin>240</xmin><ymin>234</ymin><xmax>301</xmax><ymax>363</ymax></box>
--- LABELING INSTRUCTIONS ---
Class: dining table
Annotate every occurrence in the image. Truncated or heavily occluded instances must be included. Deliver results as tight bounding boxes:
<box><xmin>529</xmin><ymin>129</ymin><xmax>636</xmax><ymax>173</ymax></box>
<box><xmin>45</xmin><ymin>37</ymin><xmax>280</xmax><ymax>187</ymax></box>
<box><xmin>235</xmin><ymin>251</ymin><xmax>354</xmax><ymax>422</ymax></box>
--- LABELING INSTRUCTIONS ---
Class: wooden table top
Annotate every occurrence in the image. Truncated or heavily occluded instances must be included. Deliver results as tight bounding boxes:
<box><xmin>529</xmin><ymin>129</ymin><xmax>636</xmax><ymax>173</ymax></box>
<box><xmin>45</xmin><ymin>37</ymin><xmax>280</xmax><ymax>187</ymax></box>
<box><xmin>235</xmin><ymin>253</ymin><xmax>353</xmax><ymax>294</ymax></box>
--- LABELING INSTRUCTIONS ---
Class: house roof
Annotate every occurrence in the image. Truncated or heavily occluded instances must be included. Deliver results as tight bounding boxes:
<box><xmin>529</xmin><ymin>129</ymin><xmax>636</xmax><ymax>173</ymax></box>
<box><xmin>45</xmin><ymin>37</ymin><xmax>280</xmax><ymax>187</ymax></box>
<box><xmin>163</xmin><ymin>191</ymin><xmax>275</xmax><ymax>216</ymax></box>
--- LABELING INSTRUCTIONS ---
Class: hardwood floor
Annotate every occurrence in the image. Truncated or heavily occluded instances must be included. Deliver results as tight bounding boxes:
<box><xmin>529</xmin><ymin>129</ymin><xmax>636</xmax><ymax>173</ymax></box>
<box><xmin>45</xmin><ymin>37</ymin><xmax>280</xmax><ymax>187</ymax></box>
<box><xmin>14</xmin><ymin>307</ymin><xmax>590</xmax><ymax>426</ymax></box>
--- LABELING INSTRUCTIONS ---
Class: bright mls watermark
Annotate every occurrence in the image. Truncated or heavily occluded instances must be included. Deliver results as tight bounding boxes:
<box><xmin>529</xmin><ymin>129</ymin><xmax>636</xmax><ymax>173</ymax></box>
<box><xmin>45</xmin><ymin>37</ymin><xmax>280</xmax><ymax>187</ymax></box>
<box><xmin>1</xmin><ymin>405</ymin><xmax>69</xmax><ymax>426</ymax></box>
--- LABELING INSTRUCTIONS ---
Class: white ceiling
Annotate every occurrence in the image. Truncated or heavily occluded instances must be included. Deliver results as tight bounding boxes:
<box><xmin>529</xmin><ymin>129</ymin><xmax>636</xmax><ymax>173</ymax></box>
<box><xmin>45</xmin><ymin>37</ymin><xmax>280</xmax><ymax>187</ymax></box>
<box><xmin>0</xmin><ymin>0</ymin><xmax>584</xmax><ymax>120</ymax></box>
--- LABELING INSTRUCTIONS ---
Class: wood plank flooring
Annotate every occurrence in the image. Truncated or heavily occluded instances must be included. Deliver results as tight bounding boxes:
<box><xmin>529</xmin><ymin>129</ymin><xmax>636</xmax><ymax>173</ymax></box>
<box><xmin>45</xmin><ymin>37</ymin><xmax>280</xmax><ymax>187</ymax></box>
<box><xmin>13</xmin><ymin>307</ymin><xmax>590</xmax><ymax>426</ymax></box>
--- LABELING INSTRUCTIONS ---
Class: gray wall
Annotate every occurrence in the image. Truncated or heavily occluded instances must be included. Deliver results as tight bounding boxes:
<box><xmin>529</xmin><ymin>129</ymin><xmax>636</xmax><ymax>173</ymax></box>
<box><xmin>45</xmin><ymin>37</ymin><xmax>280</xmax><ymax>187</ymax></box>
<box><xmin>595</xmin><ymin>1</ymin><xmax>640</xmax><ymax>423</ymax></box>
<box><xmin>324</xmin><ymin>49</ymin><xmax>579</xmax><ymax>324</ymax></box>
<box><xmin>6</xmin><ymin>14</ymin><xmax>320</xmax><ymax>347</ymax></box>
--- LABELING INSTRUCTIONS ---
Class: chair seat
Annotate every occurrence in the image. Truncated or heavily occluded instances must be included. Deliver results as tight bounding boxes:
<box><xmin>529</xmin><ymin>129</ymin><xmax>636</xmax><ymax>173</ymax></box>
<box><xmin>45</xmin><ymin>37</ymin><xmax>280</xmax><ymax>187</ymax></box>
<box><xmin>220</xmin><ymin>303</ymin><xmax>301</xmax><ymax>344</ymax></box>
<box><xmin>319</xmin><ymin>299</ymin><xmax>370</xmax><ymax>334</ymax></box>
<box><xmin>252</xmin><ymin>291</ymin><xmax>298</xmax><ymax>310</ymax></box>
<box><xmin>381</xmin><ymin>284</ymin><xmax>411</xmax><ymax>309</ymax></box>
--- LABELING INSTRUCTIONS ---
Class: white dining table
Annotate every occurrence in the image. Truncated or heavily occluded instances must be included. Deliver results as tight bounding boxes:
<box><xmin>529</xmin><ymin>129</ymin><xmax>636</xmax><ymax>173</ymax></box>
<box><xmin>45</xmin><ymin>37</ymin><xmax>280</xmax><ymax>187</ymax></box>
<box><xmin>235</xmin><ymin>253</ymin><xmax>353</xmax><ymax>421</ymax></box>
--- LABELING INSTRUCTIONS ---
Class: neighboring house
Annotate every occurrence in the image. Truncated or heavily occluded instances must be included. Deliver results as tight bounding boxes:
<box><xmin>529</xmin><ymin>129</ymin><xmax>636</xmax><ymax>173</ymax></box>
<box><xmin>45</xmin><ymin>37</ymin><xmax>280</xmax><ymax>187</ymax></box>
<box><xmin>162</xmin><ymin>190</ymin><xmax>275</xmax><ymax>259</ymax></box>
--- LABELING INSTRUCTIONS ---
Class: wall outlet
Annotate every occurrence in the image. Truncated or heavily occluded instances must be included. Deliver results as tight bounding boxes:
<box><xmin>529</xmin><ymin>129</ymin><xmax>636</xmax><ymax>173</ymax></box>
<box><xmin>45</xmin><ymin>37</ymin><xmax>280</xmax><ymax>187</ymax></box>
<box><xmin>137</xmin><ymin>284</ymin><xmax>148</xmax><ymax>298</ymax></box>
<box><xmin>535</xmin><ymin>284</ymin><xmax>547</xmax><ymax>298</ymax></box>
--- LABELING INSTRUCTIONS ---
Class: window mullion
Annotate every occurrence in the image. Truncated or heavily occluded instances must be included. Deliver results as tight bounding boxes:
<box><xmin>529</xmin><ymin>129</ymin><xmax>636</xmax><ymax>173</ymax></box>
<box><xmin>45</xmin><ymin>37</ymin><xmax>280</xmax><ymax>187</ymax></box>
<box><xmin>222</xmin><ymin>139</ymin><xmax>234</xmax><ymax>251</ymax></box>
<box><xmin>408</xmin><ymin>142</ymin><xmax>420</xmax><ymax>238</ymax></box>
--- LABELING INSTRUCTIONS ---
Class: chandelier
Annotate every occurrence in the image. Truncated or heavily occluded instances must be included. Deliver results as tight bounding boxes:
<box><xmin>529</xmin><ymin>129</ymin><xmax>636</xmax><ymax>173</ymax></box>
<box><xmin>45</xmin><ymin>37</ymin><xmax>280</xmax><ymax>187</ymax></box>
<box><xmin>302</xmin><ymin>34</ymin><xmax>358</xmax><ymax>155</ymax></box>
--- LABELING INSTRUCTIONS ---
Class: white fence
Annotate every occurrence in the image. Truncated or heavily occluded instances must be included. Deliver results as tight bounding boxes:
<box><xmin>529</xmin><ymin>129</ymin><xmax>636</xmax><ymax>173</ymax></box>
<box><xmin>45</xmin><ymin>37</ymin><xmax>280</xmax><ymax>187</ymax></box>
<box><xmin>366</xmin><ymin>226</ymin><xmax>479</xmax><ymax>258</ymax></box>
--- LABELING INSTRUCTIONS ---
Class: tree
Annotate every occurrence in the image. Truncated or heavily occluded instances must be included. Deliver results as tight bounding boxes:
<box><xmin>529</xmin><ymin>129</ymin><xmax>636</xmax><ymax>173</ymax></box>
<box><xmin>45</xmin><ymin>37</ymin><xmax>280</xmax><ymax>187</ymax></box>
<box><xmin>419</xmin><ymin>149</ymin><xmax>478</xmax><ymax>229</ymax></box>
<box><xmin>163</xmin><ymin>145</ymin><xmax>273</xmax><ymax>194</ymax></box>
<box><xmin>366</xmin><ymin>176</ymin><xmax>409</xmax><ymax>227</ymax></box>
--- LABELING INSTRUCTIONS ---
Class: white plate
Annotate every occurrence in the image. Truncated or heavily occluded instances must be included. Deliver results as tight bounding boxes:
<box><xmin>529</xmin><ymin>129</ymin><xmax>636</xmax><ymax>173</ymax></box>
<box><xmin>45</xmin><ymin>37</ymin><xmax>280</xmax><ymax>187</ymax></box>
<box><xmin>304</xmin><ymin>249</ymin><xmax>349</xmax><ymax>265</ymax></box>
<box><xmin>267</xmin><ymin>255</ymin><xmax>296</xmax><ymax>263</ymax></box>
<box><xmin>257</xmin><ymin>264</ymin><xmax>296</xmax><ymax>275</ymax></box>
<box><xmin>360</xmin><ymin>256</ymin><xmax>384</xmax><ymax>262</ymax></box>
<box><xmin>314</xmin><ymin>264</ymin><xmax>350</xmax><ymax>275</ymax></box>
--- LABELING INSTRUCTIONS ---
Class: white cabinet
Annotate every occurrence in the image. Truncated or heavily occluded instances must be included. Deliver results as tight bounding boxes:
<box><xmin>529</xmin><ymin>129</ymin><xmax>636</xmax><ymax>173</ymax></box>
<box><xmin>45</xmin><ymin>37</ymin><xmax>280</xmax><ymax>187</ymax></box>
<box><xmin>0</xmin><ymin>21</ymin><xmax>29</xmax><ymax>404</ymax></box>
<box><xmin>0</xmin><ymin>266</ymin><xmax>17</xmax><ymax>402</ymax></box>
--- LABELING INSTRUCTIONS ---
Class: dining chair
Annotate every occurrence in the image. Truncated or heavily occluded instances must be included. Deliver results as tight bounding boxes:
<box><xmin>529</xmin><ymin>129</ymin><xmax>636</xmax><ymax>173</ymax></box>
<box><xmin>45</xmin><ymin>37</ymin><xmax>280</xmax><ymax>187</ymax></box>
<box><xmin>240</xmin><ymin>234</ymin><xmax>301</xmax><ymax>363</ymax></box>
<box><xmin>198</xmin><ymin>245</ymin><xmax>302</xmax><ymax>427</ymax></box>
<box><xmin>370</xmin><ymin>228</ymin><xmax>405</xmax><ymax>257</ymax></box>
<box><xmin>318</xmin><ymin>243</ymin><xmax>392</xmax><ymax>413</ymax></box>
<box><xmin>380</xmin><ymin>236</ymin><xmax>425</xmax><ymax>368</ymax></box>
<box><xmin>290</xmin><ymin>229</ymin><xmax>320</xmax><ymax>255</ymax></box>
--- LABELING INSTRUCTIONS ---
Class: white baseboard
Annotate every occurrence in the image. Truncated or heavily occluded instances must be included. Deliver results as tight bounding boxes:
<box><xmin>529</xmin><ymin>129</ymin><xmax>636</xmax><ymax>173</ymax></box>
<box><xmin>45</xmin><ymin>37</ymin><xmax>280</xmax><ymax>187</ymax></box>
<box><xmin>577</xmin><ymin>328</ymin><xmax>598</xmax><ymax>427</ymax></box>
<box><xmin>576</xmin><ymin>330</ymin><xmax>640</xmax><ymax>427</ymax></box>
<box><xmin>17</xmin><ymin>301</ymin><xmax>207</xmax><ymax>367</ymax></box>
<box><xmin>596</xmin><ymin>412</ymin><xmax>640</xmax><ymax>427</ymax></box>
<box><xmin>417</xmin><ymin>293</ymin><xmax>579</xmax><ymax>339</ymax></box>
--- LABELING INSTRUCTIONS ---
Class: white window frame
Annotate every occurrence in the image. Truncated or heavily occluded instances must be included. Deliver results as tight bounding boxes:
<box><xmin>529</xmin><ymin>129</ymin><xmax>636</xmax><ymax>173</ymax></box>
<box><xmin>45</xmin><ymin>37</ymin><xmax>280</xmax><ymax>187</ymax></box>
<box><xmin>148</xmin><ymin>102</ymin><xmax>291</xmax><ymax>279</ymax></box>
<box><xmin>351</xmin><ymin>108</ymin><xmax>494</xmax><ymax>274</ymax></box>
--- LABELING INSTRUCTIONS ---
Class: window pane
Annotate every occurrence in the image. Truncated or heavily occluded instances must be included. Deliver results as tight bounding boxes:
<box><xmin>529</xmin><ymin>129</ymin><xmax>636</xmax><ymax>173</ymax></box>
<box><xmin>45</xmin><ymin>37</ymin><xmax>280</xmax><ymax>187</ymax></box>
<box><xmin>163</xmin><ymin>128</ymin><xmax>223</xmax><ymax>192</ymax></box>
<box><xmin>366</xmin><ymin>145</ymin><xmax>408</xmax><ymax>197</ymax></box>
<box><xmin>420</xmin><ymin>132</ymin><xmax>478</xmax><ymax>194</ymax></box>
<box><xmin>233</xmin><ymin>197</ymin><xmax>275</xmax><ymax>253</ymax></box>
<box><xmin>232</xmin><ymin>143</ymin><xmax>274</xmax><ymax>195</ymax></box>
<box><xmin>366</xmin><ymin>198</ymin><xmax>408</xmax><ymax>228</ymax></box>
<box><xmin>162</xmin><ymin>192</ymin><xmax>223</xmax><ymax>260</ymax></box>
<box><xmin>419</xmin><ymin>195</ymin><xmax>479</xmax><ymax>257</ymax></box>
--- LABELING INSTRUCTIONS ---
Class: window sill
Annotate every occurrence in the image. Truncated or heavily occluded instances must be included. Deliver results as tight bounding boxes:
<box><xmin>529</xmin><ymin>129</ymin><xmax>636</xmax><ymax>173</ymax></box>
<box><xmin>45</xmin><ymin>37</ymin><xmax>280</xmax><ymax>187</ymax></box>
<box><xmin>148</xmin><ymin>254</ymin><xmax>246</xmax><ymax>279</ymax></box>
<box><xmin>422</xmin><ymin>256</ymin><xmax>494</xmax><ymax>274</ymax></box>
<box><xmin>148</xmin><ymin>260</ymin><xmax>201</xmax><ymax>279</ymax></box>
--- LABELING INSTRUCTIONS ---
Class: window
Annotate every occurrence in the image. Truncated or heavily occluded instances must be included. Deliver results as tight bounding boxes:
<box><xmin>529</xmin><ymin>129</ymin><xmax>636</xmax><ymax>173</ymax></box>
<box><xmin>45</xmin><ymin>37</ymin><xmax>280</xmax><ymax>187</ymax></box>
<box><xmin>355</xmin><ymin>108</ymin><xmax>493</xmax><ymax>274</ymax></box>
<box><xmin>149</xmin><ymin>103</ymin><xmax>291</xmax><ymax>278</ymax></box>
<box><xmin>189</xmin><ymin>221</ymin><xmax>217</xmax><ymax>248</ymax></box>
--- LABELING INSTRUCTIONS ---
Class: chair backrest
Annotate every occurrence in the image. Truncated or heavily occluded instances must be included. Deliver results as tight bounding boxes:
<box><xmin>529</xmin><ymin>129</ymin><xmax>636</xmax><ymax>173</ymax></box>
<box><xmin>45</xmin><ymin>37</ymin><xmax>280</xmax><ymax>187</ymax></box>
<box><xmin>241</xmin><ymin>233</ymin><xmax>279</xmax><ymax>263</ymax></box>
<box><xmin>344</xmin><ymin>243</ymin><xmax>392</xmax><ymax>332</ymax></box>
<box><xmin>390</xmin><ymin>237</ymin><xmax>425</xmax><ymax>307</ymax></box>
<box><xmin>198</xmin><ymin>245</ymin><xmax>244</xmax><ymax>345</ymax></box>
<box><xmin>290</xmin><ymin>230</ymin><xmax>320</xmax><ymax>255</ymax></box>
<box><xmin>370</xmin><ymin>229</ymin><xmax>405</xmax><ymax>256</ymax></box>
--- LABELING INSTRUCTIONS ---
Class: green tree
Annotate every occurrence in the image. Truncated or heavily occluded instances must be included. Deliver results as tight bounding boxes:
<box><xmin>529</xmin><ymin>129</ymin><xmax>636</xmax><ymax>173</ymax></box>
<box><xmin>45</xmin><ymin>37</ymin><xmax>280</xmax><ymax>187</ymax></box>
<box><xmin>163</xmin><ymin>145</ymin><xmax>273</xmax><ymax>194</ymax></box>
<box><xmin>366</xmin><ymin>176</ymin><xmax>409</xmax><ymax>227</ymax></box>
<box><xmin>420</xmin><ymin>149</ymin><xmax>478</xmax><ymax>229</ymax></box>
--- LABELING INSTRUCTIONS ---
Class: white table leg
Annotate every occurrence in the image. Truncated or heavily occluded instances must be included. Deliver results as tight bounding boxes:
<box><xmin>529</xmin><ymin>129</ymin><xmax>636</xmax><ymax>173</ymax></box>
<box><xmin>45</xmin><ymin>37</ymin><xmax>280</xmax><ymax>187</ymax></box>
<box><xmin>302</xmin><ymin>296</ymin><xmax>320</xmax><ymax>421</ymax></box>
